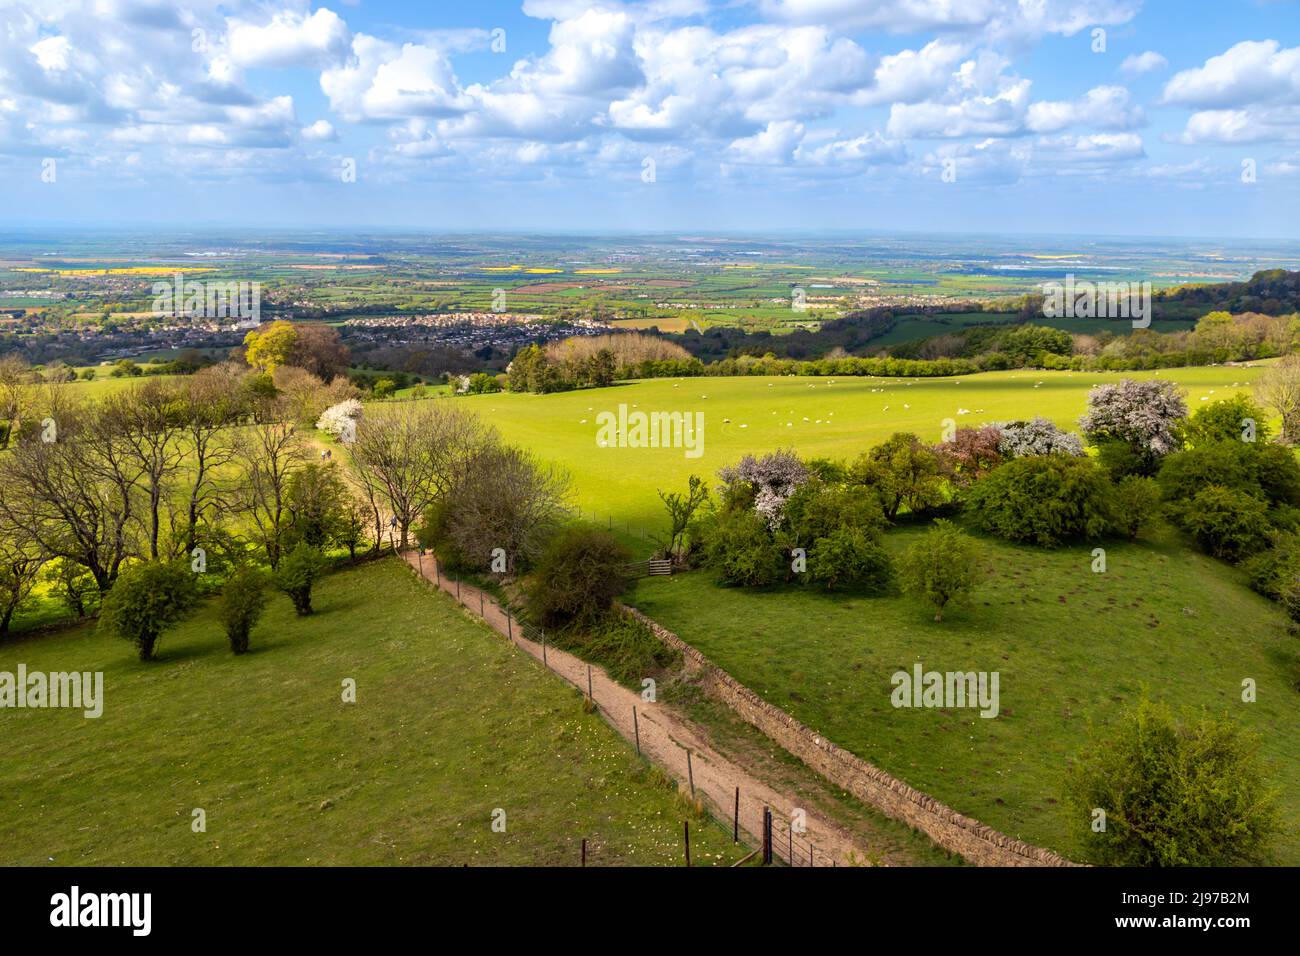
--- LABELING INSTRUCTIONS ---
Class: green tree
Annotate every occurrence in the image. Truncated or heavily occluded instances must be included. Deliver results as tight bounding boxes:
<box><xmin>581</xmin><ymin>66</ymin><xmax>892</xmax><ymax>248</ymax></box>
<box><xmin>243</xmin><ymin>320</ymin><xmax>298</xmax><ymax>372</ymax></box>
<box><xmin>1183</xmin><ymin>394</ymin><xmax>1271</xmax><ymax>447</ymax></box>
<box><xmin>849</xmin><ymin>433</ymin><xmax>944</xmax><ymax>520</ymax></box>
<box><xmin>965</xmin><ymin>455</ymin><xmax>1113</xmax><ymax>546</ymax></box>
<box><xmin>1110</xmin><ymin>475</ymin><xmax>1163</xmax><ymax>541</ymax></box>
<box><xmin>1065</xmin><ymin>697</ymin><xmax>1280</xmax><ymax>866</ymax></box>
<box><xmin>275</xmin><ymin>543</ymin><xmax>326</xmax><ymax>615</ymax></box>
<box><xmin>807</xmin><ymin>527</ymin><xmax>893</xmax><ymax>593</ymax></box>
<box><xmin>97</xmin><ymin>560</ymin><xmax>198</xmax><ymax>661</ymax></box>
<box><xmin>897</xmin><ymin>520</ymin><xmax>982</xmax><ymax>622</ymax></box>
<box><xmin>525</xmin><ymin>528</ymin><xmax>632</xmax><ymax>629</ymax></box>
<box><xmin>218</xmin><ymin>564</ymin><xmax>270</xmax><ymax>654</ymax></box>
<box><xmin>658</xmin><ymin>475</ymin><xmax>710</xmax><ymax>560</ymax></box>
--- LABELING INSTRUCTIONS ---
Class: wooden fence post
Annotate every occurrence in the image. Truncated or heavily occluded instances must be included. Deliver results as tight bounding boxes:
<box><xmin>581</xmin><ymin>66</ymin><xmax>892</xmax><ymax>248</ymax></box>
<box><xmin>733</xmin><ymin>787</ymin><xmax>740</xmax><ymax>843</ymax></box>
<box><xmin>587</xmin><ymin>664</ymin><xmax>593</xmax><ymax>701</ymax></box>
<box><xmin>632</xmin><ymin>706</ymin><xmax>640</xmax><ymax>755</ymax></box>
<box><xmin>581</xmin><ymin>839</ymin><xmax>587</xmax><ymax>868</ymax></box>
<box><xmin>762</xmin><ymin>808</ymin><xmax>772</xmax><ymax>865</ymax></box>
<box><xmin>686</xmin><ymin>750</ymin><xmax>695</xmax><ymax>799</ymax></box>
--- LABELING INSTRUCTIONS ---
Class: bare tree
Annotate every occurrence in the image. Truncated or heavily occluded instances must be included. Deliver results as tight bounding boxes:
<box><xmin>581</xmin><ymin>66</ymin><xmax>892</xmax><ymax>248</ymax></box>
<box><xmin>177</xmin><ymin>364</ymin><xmax>245</xmax><ymax>552</ymax></box>
<box><xmin>233</xmin><ymin>416</ymin><xmax>307</xmax><ymax>568</ymax></box>
<box><xmin>0</xmin><ymin>388</ymin><xmax>137</xmax><ymax>592</ymax></box>
<box><xmin>101</xmin><ymin>378</ymin><xmax>188</xmax><ymax>559</ymax></box>
<box><xmin>442</xmin><ymin>443</ymin><xmax>569</xmax><ymax>574</ymax></box>
<box><xmin>347</xmin><ymin>401</ymin><xmax>494</xmax><ymax>550</ymax></box>
<box><xmin>1255</xmin><ymin>354</ymin><xmax>1300</xmax><ymax>445</ymax></box>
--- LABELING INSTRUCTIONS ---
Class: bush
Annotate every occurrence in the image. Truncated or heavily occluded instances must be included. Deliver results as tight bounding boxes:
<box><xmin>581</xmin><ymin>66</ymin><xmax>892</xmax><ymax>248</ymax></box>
<box><xmin>897</xmin><ymin>520</ymin><xmax>982</xmax><ymax>622</ymax></box>
<box><xmin>1183</xmin><ymin>394</ymin><xmax>1271</xmax><ymax>447</ymax></box>
<box><xmin>275</xmin><ymin>543</ymin><xmax>326</xmax><ymax>615</ymax></box>
<box><xmin>547</xmin><ymin>611</ymin><xmax>681</xmax><ymax>688</ymax></box>
<box><xmin>965</xmin><ymin>455</ymin><xmax>1113</xmax><ymax>546</ymax></box>
<box><xmin>807</xmin><ymin>527</ymin><xmax>894</xmax><ymax>593</ymax></box>
<box><xmin>1157</xmin><ymin>440</ymin><xmax>1300</xmax><ymax>515</ymax></box>
<box><xmin>995</xmin><ymin>417</ymin><xmax>1085</xmax><ymax>459</ymax></box>
<box><xmin>1065</xmin><ymin>697</ymin><xmax>1280</xmax><ymax>866</ymax></box>
<box><xmin>525</xmin><ymin>528</ymin><xmax>632</xmax><ymax>629</ymax></box>
<box><xmin>219</xmin><ymin>565</ymin><xmax>271</xmax><ymax>654</ymax></box>
<box><xmin>784</xmin><ymin>482</ymin><xmax>888</xmax><ymax>545</ymax></box>
<box><xmin>1180</xmin><ymin>485</ymin><xmax>1271</xmax><ymax>560</ymax></box>
<box><xmin>1079</xmin><ymin>378</ymin><xmax>1187</xmax><ymax>473</ymax></box>
<box><xmin>97</xmin><ymin>560</ymin><xmax>198</xmax><ymax>661</ymax></box>
<box><xmin>1110</xmin><ymin>475</ymin><xmax>1163</xmax><ymax>541</ymax></box>
<box><xmin>850</xmin><ymin>433</ymin><xmax>945</xmax><ymax>520</ymax></box>
<box><xmin>1242</xmin><ymin>531</ymin><xmax>1300</xmax><ymax>599</ymax></box>
<box><xmin>699</xmin><ymin>507</ymin><xmax>785</xmax><ymax>587</ymax></box>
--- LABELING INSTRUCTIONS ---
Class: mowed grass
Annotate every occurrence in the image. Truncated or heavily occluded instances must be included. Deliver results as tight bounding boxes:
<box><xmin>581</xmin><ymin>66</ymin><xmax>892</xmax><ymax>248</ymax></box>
<box><xmin>0</xmin><ymin>559</ymin><xmax>745</xmax><ymax>866</ymax></box>
<box><xmin>464</xmin><ymin>365</ymin><xmax>1267</xmax><ymax>533</ymax></box>
<box><xmin>630</xmin><ymin>524</ymin><xmax>1300</xmax><ymax>864</ymax></box>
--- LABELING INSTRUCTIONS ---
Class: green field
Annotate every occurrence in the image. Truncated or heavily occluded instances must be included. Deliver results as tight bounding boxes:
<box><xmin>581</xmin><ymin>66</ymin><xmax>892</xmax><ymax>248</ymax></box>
<box><xmin>0</xmin><ymin>559</ymin><xmax>745</xmax><ymax>866</ymax></box>
<box><xmin>458</xmin><ymin>365</ymin><xmax>1298</xmax><ymax>864</ymax></box>
<box><xmin>629</xmin><ymin>526</ymin><xmax>1300</xmax><ymax>863</ymax></box>
<box><xmin>464</xmin><ymin>365</ymin><xmax>1268</xmax><ymax>534</ymax></box>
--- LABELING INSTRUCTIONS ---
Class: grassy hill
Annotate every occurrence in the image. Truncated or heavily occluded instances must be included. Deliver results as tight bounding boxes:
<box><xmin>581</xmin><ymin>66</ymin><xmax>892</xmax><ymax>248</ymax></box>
<box><xmin>0</xmin><ymin>559</ymin><xmax>745</xmax><ymax>866</ymax></box>
<box><xmin>629</xmin><ymin>522</ymin><xmax>1300</xmax><ymax>864</ymax></box>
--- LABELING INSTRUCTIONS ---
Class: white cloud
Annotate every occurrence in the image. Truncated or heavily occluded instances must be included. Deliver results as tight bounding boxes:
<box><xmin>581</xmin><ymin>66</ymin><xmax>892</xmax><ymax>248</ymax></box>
<box><xmin>1171</xmin><ymin>106</ymin><xmax>1300</xmax><ymax>144</ymax></box>
<box><xmin>1161</xmin><ymin>40</ymin><xmax>1300</xmax><ymax>109</ymax></box>
<box><xmin>227</xmin><ymin>9</ymin><xmax>352</xmax><ymax>69</ymax></box>
<box><xmin>1120</xmin><ymin>51</ymin><xmax>1167</xmax><ymax>76</ymax></box>
<box><xmin>321</xmin><ymin>35</ymin><xmax>471</xmax><ymax>122</ymax></box>
<box><xmin>1026</xmin><ymin>86</ymin><xmax>1143</xmax><ymax>132</ymax></box>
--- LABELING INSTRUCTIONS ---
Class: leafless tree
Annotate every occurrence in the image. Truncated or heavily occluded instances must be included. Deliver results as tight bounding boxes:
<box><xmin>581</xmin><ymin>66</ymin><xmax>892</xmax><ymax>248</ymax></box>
<box><xmin>347</xmin><ymin>401</ymin><xmax>494</xmax><ymax>550</ymax></box>
<box><xmin>1255</xmin><ymin>354</ymin><xmax>1300</xmax><ymax>445</ymax></box>
<box><xmin>101</xmin><ymin>378</ymin><xmax>189</xmax><ymax>559</ymax></box>
<box><xmin>0</xmin><ymin>387</ymin><xmax>138</xmax><ymax>592</ymax></box>
<box><xmin>177</xmin><ymin>365</ymin><xmax>245</xmax><ymax>551</ymax></box>
<box><xmin>233</xmin><ymin>414</ymin><xmax>307</xmax><ymax>568</ymax></box>
<box><xmin>442</xmin><ymin>443</ymin><xmax>569</xmax><ymax>574</ymax></box>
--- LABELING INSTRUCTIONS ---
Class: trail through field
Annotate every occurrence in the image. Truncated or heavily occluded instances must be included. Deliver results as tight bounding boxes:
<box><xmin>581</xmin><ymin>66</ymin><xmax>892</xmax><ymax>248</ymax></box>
<box><xmin>401</xmin><ymin>549</ymin><xmax>878</xmax><ymax>867</ymax></box>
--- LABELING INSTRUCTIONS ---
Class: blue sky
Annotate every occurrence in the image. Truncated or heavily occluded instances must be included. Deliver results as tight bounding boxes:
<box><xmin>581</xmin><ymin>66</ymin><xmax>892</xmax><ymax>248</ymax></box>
<box><xmin>2</xmin><ymin>0</ymin><xmax>1298</xmax><ymax>237</ymax></box>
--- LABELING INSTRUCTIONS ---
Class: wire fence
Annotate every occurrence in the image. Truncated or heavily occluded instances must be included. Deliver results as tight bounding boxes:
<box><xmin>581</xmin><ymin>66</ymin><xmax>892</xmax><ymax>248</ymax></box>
<box><xmin>403</xmin><ymin>548</ymin><xmax>847</xmax><ymax>868</ymax></box>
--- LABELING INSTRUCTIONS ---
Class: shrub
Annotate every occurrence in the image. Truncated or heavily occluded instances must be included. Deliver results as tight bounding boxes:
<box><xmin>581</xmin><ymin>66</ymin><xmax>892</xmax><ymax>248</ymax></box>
<box><xmin>315</xmin><ymin>398</ymin><xmax>362</xmax><ymax>441</ymax></box>
<box><xmin>784</xmin><ymin>482</ymin><xmax>888</xmax><ymax>545</ymax></box>
<box><xmin>1064</xmin><ymin>697</ymin><xmax>1280</xmax><ymax>866</ymax></box>
<box><xmin>97</xmin><ymin>560</ymin><xmax>198</xmax><ymax>661</ymax></box>
<box><xmin>699</xmin><ymin>507</ymin><xmax>785</xmax><ymax>587</ymax></box>
<box><xmin>849</xmin><ymin>433</ymin><xmax>945</xmax><ymax>520</ymax></box>
<box><xmin>995</xmin><ymin>417</ymin><xmax>1085</xmax><ymax>459</ymax></box>
<box><xmin>965</xmin><ymin>455</ymin><xmax>1113</xmax><ymax>546</ymax></box>
<box><xmin>218</xmin><ymin>565</ymin><xmax>270</xmax><ymax>654</ymax></box>
<box><xmin>1242</xmin><ymin>531</ymin><xmax>1300</xmax><ymax>599</ymax></box>
<box><xmin>934</xmin><ymin>425</ymin><xmax>1003</xmax><ymax>487</ymax></box>
<box><xmin>1180</xmin><ymin>485</ymin><xmax>1271</xmax><ymax>560</ymax></box>
<box><xmin>1183</xmin><ymin>394</ymin><xmax>1271</xmax><ymax>447</ymax></box>
<box><xmin>1110</xmin><ymin>475</ymin><xmax>1163</xmax><ymax>541</ymax></box>
<box><xmin>525</xmin><ymin>528</ymin><xmax>632</xmax><ymax>629</ymax></box>
<box><xmin>807</xmin><ymin>527</ymin><xmax>894</xmax><ymax>593</ymax></box>
<box><xmin>1079</xmin><ymin>378</ymin><xmax>1188</xmax><ymax>473</ymax></box>
<box><xmin>897</xmin><ymin>520</ymin><xmax>982</xmax><ymax>622</ymax></box>
<box><xmin>548</xmin><ymin>611</ymin><xmax>680</xmax><ymax>688</ymax></box>
<box><xmin>275</xmin><ymin>543</ymin><xmax>326</xmax><ymax>615</ymax></box>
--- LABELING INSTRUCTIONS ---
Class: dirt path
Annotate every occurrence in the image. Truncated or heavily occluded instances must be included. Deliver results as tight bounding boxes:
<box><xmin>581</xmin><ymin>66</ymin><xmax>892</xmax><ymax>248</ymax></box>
<box><xmin>401</xmin><ymin>550</ymin><xmax>873</xmax><ymax>867</ymax></box>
